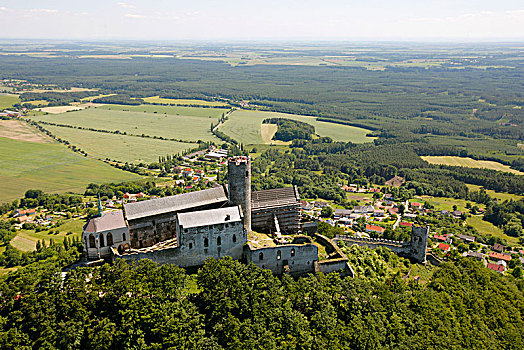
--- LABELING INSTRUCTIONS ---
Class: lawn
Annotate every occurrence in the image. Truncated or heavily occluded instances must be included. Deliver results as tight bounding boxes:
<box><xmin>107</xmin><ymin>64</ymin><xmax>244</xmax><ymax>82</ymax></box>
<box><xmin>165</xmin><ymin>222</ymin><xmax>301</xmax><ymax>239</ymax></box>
<box><xmin>419</xmin><ymin>196</ymin><xmax>479</xmax><ymax>212</ymax></box>
<box><xmin>219</xmin><ymin>110</ymin><xmax>375</xmax><ymax>145</ymax></box>
<box><xmin>0</xmin><ymin>94</ymin><xmax>20</xmax><ymax>109</ymax></box>
<box><xmin>0</xmin><ymin>136</ymin><xmax>142</xmax><ymax>203</ymax></box>
<box><xmin>467</xmin><ymin>215</ymin><xmax>518</xmax><ymax>245</ymax></box>
<box><xmin>421</xmin><ymin>156</ymin><xmax>524</xmax><ymax>175</ymax></box>
<box><xmin>141</xmin><ymin>96</ymin><xmax>229</xmax><ymax>107</ymax></box>
<box><xmin>44</xmin><ymin>125</ymin><xmax>195</xmax><ymax>163</ymax></box>
<box><xmin>11</xmin><ymin>218</ymin><xmax>85</xmax><ymax>252</ymax></box>
<box><xmin>29</xmin><ymin>106</ymin><xmax>223</xmax><ymax>142</ymax></box>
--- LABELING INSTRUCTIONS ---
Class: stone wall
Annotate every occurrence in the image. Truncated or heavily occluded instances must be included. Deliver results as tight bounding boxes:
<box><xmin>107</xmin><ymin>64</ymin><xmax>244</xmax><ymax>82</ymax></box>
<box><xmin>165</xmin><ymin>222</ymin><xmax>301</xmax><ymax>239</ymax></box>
<box><xmin>243</xmin><ymin>243</ymin><xmax>318</xmax><ymax>276</ymax></box>
<box><xmin>127</xmin><ymin>212</ymin><xmax>177</xmax><ymax>248</ymax></box>
<box><xmin>251</xmin><ymin>204</ymin><xmax>301</xmax><ymax>234</ymax></box>
<box><xmin>115</xmin><ymin>220</ymin><xmax>246</xmax><ymax>267</ymax></box>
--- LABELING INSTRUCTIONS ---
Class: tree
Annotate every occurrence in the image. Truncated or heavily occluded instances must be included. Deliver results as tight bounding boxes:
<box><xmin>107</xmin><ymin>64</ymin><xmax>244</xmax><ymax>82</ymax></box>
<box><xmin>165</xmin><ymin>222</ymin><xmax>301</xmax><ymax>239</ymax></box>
<box><xmin>504</xmin><ymin>217</ymin><xmax>523</xmax><ymax>237</ymax></box>
<box><xmin>321</xmin><ymin>206</ymin><xmax>334</xmax><ymax>218</ymax></box>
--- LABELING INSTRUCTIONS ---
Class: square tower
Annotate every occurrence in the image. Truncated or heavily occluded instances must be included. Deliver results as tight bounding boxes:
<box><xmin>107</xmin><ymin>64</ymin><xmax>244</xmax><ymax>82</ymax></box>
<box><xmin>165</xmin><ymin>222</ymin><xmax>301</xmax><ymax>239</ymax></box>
<box><xmin>227</xmin><ymin>156</ymin><xmax>251</xmax><ymax>232</ymax></box>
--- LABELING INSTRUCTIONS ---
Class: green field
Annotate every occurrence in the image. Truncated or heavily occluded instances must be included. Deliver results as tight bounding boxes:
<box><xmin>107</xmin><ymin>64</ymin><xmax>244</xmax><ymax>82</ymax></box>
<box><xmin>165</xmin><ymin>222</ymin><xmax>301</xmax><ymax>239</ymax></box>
<box><xmin>219</xmin><ymin>110</ymin><xmax>375</xmax><ymax>145</ymax></box>
<box><xmin>44</xmin><ymin>125</ymin><xmax>195</xmax><ymax>163</ymax></box>
<box><xmin>467</xmin><ymin>215</ymin><xmax>518</xmax><ymax>245</ymax></box>
<box><xmin>419</xmin><ymin>196</ymin><xmax>479</xmax><ymax>212</ymax></box>
<box><xmin>11</xmin><ymin>218</ymin><xmax>84</xmax><ymax>252</ymax></box>
<box><xmin>141</xmin><ymin>96</ymin><xmax>229</xmax><ymax>107</ymax></box>
<box><xmin>29</xmin><ymin>106</ymin><xmax>223</xmax><ymax>142</ymax></box>
<box><xmin>422</xmin><ymin>156</ymin><xmax>524</xmax><ymax>175</ymax></box>
<box><xmin>0</xmin><ymin>137</ymin><xmax>142</xmax><ymax>203</ymax></box>
<box><xmin>465</xmin><ymin>184</ymin><xmax>523</xmax><ymax>202</ymax></box>
<box><xmin>0</xmin><ymin>94</ymin><xmax>20</xmax><ymax>109</ymax></box>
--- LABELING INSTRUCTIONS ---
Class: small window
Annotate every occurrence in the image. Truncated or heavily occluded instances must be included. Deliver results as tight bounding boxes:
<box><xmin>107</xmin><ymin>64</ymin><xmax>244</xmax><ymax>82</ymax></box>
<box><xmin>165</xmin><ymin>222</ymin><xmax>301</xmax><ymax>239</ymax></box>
<box><xmin>246</xmin><ymin>170</ymin><xmax>249</xmax><ymax>177</ymax></box>
<box><xmin>184</xmin><ymin>229</ymin><xmax>189</xmax><ymax>233</ymax></box>
<box><xmin>232</xmin><ymin>234</ymin><xmax>237</xmax><ymax>243</ymax></box>
<box><xmin>122</xmin><ymin>232</ymin><xmax>126</xmax><ymax>241</ymax></box>
<box><xmin>189</xmin><ymin>242</ymin><xmax>193</xmax><ymax>249</ymax></box>
<box><xmin>277</xmin><ymin>250</ymin><xmax>281</xmax><ymax>260</ymax></box>
<box><xmin>291</xmin><ymin>248</ymin><xmax>295</xmax><ymax>257</ymax></box>
<box><xmin>204</xmin><ymin>237</ymin><xmax>209</xmax><ymax>247</ymax></box>
<box><xmin>107</xmin><ymin>232</ymin><xmax>114</xmax><ymax>246</ymax></box>
<box><xmin>259</xmin><ymin>252</ymin><xmax>264</xmax><ymax>261</ymax></box>
<box><xmin>217</xmin><ymin>236</ymin><xmax>221</xmax><ymax>246</ymax></box>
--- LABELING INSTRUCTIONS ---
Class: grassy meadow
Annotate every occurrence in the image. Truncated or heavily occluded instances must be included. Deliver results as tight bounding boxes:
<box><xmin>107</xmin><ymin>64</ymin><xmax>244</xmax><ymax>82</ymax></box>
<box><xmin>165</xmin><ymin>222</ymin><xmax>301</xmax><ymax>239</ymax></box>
<box><xmin>11</xmin><ymin>218</ymin><xmax>84</xmax><ymax>252</ymax></box>
<box><xmin>44</xmin><ymin>125</ymin><xmax>195</xmax><ymax>163</ymax></box>
<box><xmin>0</xmin><ymin>136</ymin><xmax>142</xmax><ymax>203</ymax></box>
<box><xmin>465</xmin><ymin>184</ymin><xmax>523</xmax><ymax>202</ymax></box>
<box><xmin>422</xmin><ymin>156</ymin><xmax>524</xmax><ymax>175</ymax></box>
<box><xmin>29</xmin><ymin>106</ymin><xmax>222</xmax><ymax>142</ymax></box>
<box><xmin>0</xmin><ymin>94</ymin><xmax>20</xmax><ymax>109</ymax></box>
<box><xmin>220</xmin><ymin>110</ymin><xmax>375</xmax><ymax>145</ymax></box>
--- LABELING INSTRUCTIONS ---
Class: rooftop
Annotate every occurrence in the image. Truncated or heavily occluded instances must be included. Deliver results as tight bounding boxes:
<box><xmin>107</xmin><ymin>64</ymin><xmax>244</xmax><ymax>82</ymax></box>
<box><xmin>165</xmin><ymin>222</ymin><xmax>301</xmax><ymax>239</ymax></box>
<box><xmin>177</xmin><ymin>205</ymin><xmax>243</xmax><ymax>229</ymax></box>
<box><xmin>124</xmin><ymin>186</ymin><xmax>227</xmax><ymax>221</ymax></box>
<box><xmin>84</xmin><ymin>210</ymin><xmax>126</xmax><ymax>233</ymax></box>
<box><xmin>251</xmin><ymin>186</ymin><xmax>300</xmax><ymax>210</ymax></box>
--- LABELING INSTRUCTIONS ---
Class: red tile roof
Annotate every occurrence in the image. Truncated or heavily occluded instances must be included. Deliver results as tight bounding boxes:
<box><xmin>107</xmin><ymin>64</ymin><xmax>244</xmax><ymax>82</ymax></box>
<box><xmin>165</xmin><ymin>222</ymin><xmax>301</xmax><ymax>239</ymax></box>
<box><xmin>487</xmin><ymin>263</ymin><xmax>504</xmax><ymax>272</ymax></box>
<box><xmin>399</xmin><ymin>221</ymin><xmax>413</xmax><ymax>227</ymax></box>
<box><xmin>488</xmin><ymin>251</ymin><xmax>512</xmax><ymax>262</ymax></box>
<box><xmin>365</xmin><ymin>224</ymin><xmax>385</xmax><ymax>233</ymax></box>
<box><xmin>439</xmin><ymin>243</ymin><xmax>451</xmax><ymax>252</ymax></box>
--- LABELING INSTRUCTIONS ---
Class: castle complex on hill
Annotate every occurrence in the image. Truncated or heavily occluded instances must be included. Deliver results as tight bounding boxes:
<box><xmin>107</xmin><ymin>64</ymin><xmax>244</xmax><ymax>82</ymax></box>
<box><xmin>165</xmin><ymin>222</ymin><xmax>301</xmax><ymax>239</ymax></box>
<box><xmin>83</xmin><ymin>156</ymin><xmax>429</xmax><ymax>275</ymax></box>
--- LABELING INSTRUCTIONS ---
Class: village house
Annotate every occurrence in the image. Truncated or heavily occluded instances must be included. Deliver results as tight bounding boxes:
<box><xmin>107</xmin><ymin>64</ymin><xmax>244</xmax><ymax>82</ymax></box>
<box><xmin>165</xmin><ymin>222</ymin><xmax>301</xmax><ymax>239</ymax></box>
<box><xmin>353</xmin><ymin>205</ymin><xmax>374</xmax><ymax>214</ymax></box>
<box><xmin>365</xmin><ymin>224</ymin><xmax>385</xmax><ymax>234</ymax></box>
<box><xmin>399</xmin><ymin>221</ymin><xmax>413</xmax><ymax>227</ymax></box>
<box><xmin>182</xmin><ymin>168</ymin><xmax>194</xmax><ymax>178</ymax></box>
<box><xmin>487</xmin><ymin>262</ymin><xmax>505</xmax><ymax>273</ymax></box>
<box><xmin>493</xmin><ymin>243</ymin><xmax>505</xmax><ymax>252</ymax></box>
<box><xmin>438</xmin><ymin>243</ymin><xmax>451</xmax><ymax>253</ymax></box>
<box><xmin>488</xmin><ymin>251</ymin><xmax>511</xmax><ymax>262</ymax></box>
<box><xmin>458</xmin><ymin>234</ymin><xmax>475</xmax><ymax>243</ymax></box>
<box><xmin>466</xmin><ymin>251</ymin><xmax>484</xmax><ymax>261</ymax></box>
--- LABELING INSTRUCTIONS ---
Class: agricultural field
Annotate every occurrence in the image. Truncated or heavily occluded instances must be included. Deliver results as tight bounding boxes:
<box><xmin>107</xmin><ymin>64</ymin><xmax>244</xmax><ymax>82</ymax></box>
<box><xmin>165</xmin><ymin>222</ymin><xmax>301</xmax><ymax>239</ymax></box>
<box><xmin>219</xmin><ymin>110</ymin><xmax>375</xmax><ymax>145</ymax></box>
<box><xmin>141</xmin><ymin>96</ymin><xmax>229</xmax><ymax>107</ymax></box>
<box><xmin>0</xmin><ymin>136</ymin><xmax>142</xmax><ymax>203</ymax></box>
<box><xmin>0</xmin><ymin>119</ymin><xmax>52</xmax><ymax>143</ymax></box>
<box><xmin>98</xmin><ymin>104</ymin><xmax>228</xmax><ymax>118</ymax></box>
<box><xmin>421</xmin><ymin>156</ymin><xmax>524</xmax><ymax>175</ymax></box>
<box><xmin>10</xmin><ymin>218</ymin><xmax>84</xmax><ymax>252</ymax></box>
<box><xmin>44</xmin><ymin>125</ymin><xmax>195</xmax><ymax>163</ymax></box>
<box><xmin>0</xmin><ymin>93</ymin><xmax>19</xmax><ymax>109</ymax></box>
<box><xmin>28</xmin><ymin>106</ymin><xmax>223</xmax><ymax>143</ymax></box>
<box><xmin>417</xmin><ymin>196</ymin><xmax>479</xmax><ymax>212</ymax></box>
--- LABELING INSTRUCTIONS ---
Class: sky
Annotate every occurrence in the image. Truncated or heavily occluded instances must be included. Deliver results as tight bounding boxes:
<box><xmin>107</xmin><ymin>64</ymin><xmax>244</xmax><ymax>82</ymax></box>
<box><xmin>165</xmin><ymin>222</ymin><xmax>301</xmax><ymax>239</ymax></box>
<box><xmin>0</xmin><ymin>0</ymin><xmax>523</xmax><ymax>41</ymax></box>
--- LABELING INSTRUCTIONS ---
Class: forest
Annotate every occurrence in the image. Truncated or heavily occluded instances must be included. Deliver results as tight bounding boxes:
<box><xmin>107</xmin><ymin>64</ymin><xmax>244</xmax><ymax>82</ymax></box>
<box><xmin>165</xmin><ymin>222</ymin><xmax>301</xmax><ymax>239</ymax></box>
<box><xmin>0</xmin><ymin>254</ymin><xmax>522</xmax><ymax>349</ymax></box>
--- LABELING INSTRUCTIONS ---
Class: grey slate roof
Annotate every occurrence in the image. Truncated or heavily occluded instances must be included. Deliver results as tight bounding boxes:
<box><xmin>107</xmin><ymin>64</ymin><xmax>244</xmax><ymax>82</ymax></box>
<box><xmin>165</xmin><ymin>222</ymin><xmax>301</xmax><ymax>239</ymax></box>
<box><xmin>177</xmin><ymin>205</ymin><xmax>243</xmax><ymax>229</ymax></box>
<box><xmin>251</xmin><ymin>186</ymin><xmax>300</xmax><ymax>210</ymax></box>
<box><xmin>84</xmin><ymin>210</ymin><xmax>126</xmax><ymax>233</ymax></box>
<box><xmin>124</xmin><ymin>186</ymin><xmax>227</xmax><ymax>221</ymax></box>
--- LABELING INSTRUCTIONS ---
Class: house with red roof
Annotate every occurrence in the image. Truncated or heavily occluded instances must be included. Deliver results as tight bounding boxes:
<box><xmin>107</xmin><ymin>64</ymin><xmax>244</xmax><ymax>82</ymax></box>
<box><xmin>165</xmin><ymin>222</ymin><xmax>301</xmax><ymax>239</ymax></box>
<box><xmin>488</xmin><ymin>251</ymin><xmax>512</xmax><ymax>262</ymax></box>
<box><xmin>365</xmin><ymin>224</ymin><xmax>385</xmax><ymax>234</ymax></box>
<box><xmin>399</xmin><ymin>221</ymin><xmax>413</xmax><ymax>227</ymax></box>
<box><xmin>487</xmin><ymin>263</ymin><xmax>505</xmax><ymax>273</ymax></box>
<box><xmin>438</xmin><ymin>243</ymin><xmax>451</xmax><ymax>253</ymax></box>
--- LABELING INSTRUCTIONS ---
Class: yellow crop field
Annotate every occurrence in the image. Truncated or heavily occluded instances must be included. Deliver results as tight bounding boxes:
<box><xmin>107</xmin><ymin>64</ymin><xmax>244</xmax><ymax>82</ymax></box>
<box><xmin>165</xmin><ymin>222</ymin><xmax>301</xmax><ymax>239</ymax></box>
<box><xmin>421</xmin><ymin>156</ymin><xmax>523</xmax><ymax>175</ymax></box>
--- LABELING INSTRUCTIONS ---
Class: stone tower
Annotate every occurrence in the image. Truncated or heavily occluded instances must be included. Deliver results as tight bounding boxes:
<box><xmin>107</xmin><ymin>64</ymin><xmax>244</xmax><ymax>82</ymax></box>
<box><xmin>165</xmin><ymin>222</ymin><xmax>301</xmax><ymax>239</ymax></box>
<box><xmin>410</xmin><ymin>226</ymin><xmax>429</xmax><ymax>263</ymax></box>
<box><xmin>228</xmin><ymin>156</ymin><xmax>251</xmax><ymax>232</ymax></box>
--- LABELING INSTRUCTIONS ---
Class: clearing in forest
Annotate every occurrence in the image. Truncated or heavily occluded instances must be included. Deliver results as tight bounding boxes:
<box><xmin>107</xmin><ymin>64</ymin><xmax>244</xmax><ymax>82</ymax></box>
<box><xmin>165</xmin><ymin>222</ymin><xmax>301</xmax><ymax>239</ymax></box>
<box><xmin>421</xmin><ymin>156</ymin><xmax>523</xmax><ymax>175</ymax></box>
<box><xmin>219</xmin><ymin>110</ymin><xmax>375</xmax><ymax>145</ymax></box>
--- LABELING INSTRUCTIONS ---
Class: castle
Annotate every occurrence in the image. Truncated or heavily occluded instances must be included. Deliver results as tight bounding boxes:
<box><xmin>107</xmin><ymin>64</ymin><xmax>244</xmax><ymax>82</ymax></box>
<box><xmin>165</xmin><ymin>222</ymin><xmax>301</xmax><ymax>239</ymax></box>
<box><xmin>83</xmin><ymin>156</ymin><xmax>429</xmax><ymax>275</ymax></box>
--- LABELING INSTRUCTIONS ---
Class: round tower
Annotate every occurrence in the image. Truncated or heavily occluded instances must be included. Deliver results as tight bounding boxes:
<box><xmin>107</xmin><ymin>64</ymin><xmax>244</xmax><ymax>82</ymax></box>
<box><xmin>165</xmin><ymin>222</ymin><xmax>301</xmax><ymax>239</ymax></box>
<box><xmin>228</xmin><ymin>156</ymin><xmax>251</xmax><ymax>232</ymax></box>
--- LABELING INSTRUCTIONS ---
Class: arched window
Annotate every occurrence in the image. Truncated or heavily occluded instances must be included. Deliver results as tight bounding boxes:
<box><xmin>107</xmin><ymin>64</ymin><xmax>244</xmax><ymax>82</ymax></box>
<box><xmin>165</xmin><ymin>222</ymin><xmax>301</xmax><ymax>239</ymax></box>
<box><xmin>204</xmin><ymin>237</ymin><xmax>209</xmax><ymax>247</ymax></box>
<box><xmin>89</xmin><ymin>234</ymin><xmax>96</xmax><ymax>248</ymax></box>
<box><xmin>259</xmin><ymin>252</ymin><xmax>264</xmax><ymax>261</ymax></box>
<box><xmin>99</xmin><ymin>234</ymin><xmax>105</xmax><ymax>247</ymax></box>
<box><xmin>107</xmin><ymin>232</ymin><xmax>114</xmax><ymax>246</ymax></box>
<box><xmin>217</xmin><ymin>236</ymin><xmax>221</xmax><ymax>246</ymax></box>
<box><xmin>189</xmin><ymin>242</ymin><xmax>193</xmax><ymax>249</ymax></box>
<box><xmin>232</xmin><ymin>234</ymin><xmax>237</xmax><ymax>243</ymax></box>
<box><xmin>277</xmin><ymin>250</ymin><xmax>281</xmax><ymax>260</ymax></box>
<box><xmin>291</xmin><ymin>248</ymin><xmax>295</xmax><ymax>257</ymax></box>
